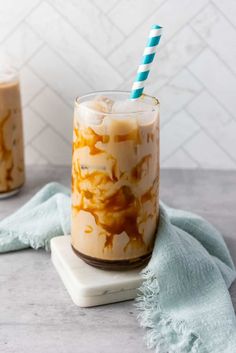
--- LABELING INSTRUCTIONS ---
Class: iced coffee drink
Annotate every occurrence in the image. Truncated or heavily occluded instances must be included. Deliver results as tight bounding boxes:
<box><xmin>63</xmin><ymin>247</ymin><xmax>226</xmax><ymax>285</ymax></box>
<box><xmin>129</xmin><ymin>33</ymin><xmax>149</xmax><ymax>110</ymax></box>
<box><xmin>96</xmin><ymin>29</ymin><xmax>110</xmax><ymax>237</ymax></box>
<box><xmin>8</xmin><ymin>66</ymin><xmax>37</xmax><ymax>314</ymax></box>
<box><xmin>71</xmin><ymin>91</ymin><xmax>159</xmax><ymax>270</ymax></box>
<box><xmin>0</xmin><ymin>68</ymin><xmax>25</xmax><ymax>197</ymax></box>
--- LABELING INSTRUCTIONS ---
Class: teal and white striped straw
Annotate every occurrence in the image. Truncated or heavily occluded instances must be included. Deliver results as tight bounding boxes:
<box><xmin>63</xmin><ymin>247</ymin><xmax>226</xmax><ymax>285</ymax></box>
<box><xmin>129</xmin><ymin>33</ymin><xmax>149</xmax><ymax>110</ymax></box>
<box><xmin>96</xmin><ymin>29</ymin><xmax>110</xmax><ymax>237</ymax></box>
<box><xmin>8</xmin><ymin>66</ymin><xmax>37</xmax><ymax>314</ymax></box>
<box><xmin>130</xmin><ymin>24</ymin><xmax>162</xmax><ymax>100</ymax></box>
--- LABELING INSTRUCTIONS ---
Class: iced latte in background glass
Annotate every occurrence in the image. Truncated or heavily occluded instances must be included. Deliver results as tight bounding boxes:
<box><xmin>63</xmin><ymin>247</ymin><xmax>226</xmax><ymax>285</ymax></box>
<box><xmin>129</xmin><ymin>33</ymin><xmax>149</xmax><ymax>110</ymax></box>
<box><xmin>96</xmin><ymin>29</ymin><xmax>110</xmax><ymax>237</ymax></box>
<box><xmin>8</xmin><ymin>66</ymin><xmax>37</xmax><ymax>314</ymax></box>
<box><xmin>71</xmin><ymin>91</ymin><xmax>159</xmax><ymax>270</ymax></box>
<box><xmin>0</xmin><ymin>67</ymin><xmax>25</xmax><ymax>198</ymax></box>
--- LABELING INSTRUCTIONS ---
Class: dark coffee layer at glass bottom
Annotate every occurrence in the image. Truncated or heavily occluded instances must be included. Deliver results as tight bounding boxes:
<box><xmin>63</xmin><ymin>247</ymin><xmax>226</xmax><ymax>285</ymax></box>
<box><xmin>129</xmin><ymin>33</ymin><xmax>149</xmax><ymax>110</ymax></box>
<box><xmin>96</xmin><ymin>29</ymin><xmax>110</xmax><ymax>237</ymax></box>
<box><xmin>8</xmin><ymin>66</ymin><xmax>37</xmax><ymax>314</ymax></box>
<box><xmin>71</xmin><ymin>245</ymin><xmax>151</xmax><ymax>271</ymax></box>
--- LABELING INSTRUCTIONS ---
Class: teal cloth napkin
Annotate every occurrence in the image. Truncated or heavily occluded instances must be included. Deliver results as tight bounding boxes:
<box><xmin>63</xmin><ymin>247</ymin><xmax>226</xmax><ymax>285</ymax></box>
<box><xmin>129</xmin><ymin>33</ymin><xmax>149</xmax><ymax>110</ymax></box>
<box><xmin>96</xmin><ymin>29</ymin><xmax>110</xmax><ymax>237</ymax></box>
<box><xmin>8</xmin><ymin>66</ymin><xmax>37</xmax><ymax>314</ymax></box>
<box><xmin>0</xmin><ymin>182</ymin><xmax>235</xmax><ymax>353</ymax></box>
<box><xmin>137</xmin><ymin>204</ymin><xmax>236</xmax><ymax>353</ymax></box>
<box><xmin>0</xmin><ymin>183</ymin><xmax>71</xmax><ymax>252</ymax></box>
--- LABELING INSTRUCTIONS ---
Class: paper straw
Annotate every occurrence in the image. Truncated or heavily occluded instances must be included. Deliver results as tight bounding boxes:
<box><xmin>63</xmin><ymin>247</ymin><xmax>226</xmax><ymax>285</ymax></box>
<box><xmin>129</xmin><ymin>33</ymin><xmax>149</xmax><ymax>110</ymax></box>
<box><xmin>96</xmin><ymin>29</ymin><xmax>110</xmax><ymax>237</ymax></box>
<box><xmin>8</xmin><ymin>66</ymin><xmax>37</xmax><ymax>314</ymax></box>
<box><xmin>130</xmin><ymin>24</ymin><xmax>162</xmax><ymax>100</ymax></box>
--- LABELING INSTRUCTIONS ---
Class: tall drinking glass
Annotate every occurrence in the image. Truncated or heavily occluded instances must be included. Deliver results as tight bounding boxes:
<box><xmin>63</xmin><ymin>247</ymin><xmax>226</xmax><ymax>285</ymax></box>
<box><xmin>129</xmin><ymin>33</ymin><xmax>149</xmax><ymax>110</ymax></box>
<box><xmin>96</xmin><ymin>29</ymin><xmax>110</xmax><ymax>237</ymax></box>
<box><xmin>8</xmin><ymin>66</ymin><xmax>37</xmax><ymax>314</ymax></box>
<box><xmin>71</xmin><ymin>91</ymin><xmax>159</xmax><ymax>270</ymax></box>
<box><xmin>0</xmin><ymin>67</ymin><xmax>25</xmax><ymax>198</ymax></box>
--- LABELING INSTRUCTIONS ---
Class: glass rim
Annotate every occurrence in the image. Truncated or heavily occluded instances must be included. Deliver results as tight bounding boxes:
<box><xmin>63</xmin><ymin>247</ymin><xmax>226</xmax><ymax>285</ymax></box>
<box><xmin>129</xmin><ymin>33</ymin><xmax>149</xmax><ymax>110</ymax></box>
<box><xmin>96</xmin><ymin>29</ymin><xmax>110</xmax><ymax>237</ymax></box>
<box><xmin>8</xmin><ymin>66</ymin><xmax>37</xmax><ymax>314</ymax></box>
<box><xmin>75</xmin><ymin>90</ymin><xmax>159</xmax><ymax>116</ymax></box>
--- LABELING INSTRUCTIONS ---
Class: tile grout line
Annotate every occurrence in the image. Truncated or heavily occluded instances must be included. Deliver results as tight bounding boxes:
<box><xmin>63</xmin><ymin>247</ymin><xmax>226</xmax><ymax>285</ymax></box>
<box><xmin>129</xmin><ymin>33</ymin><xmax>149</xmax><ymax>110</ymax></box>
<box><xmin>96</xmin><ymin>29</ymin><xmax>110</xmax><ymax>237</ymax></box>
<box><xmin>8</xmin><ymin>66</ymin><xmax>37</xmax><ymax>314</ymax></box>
<box><xmin>29</xmin><ymin>141</ymin><xmax>52</xmax><ymax>164</ymax></box>
<box><xmin>27</xmin><ymin>64</ymin><xmax>74</xmax><ymax>110</ymax></box>
<box><xmin>47</xmin><ymin>1</ymin><xmax>124</xmax><ymax>81</ymax></box>
<box><xmin>162</xmin><ymin>144</ymin><xmax>201</xmax><ymax>168</ymax></box>
<box><xmin>176</xmin><ymin>87</ymin><xmax>206</xmax><ymax>116</ymax></box>
<box><xmin>32</xmin><ymin>137</ymin><xmax>71</xmax><ymax>166</ymax></box>
<box><xmin>183</xmin><ymin>70</ymin><xmax>234</xmax><ymax>124</ymax></box>
<box><xmin>23</xmin><ymin>107</ymin><xmax>47</xmax><ymax>145</ymax></box>
<box><xmin>25</xmin><ymin>22</ymin><xmax>94</xmax><ymax>92</ymax></box>
<box><xmin>103</xmin><ymin>0</ymin><xmax>124</xmax><ymax>16</ymax></box>
<box><xmin>22</xmin><ymin>84</ymin><xmax>46</xmax><ymax>109</ymax></box>
<box><xmin>180</xmin><ymin>146</ymin><xmax>201</xmax><ymax>167</ymax></box>
<box><xmin>106</xmin><ymin>0</ymin><xmax>179</xmax><ymax>59</ymax></box>
<box><xmin>0</xmin><ymin>0</ymin><xmax>42</xmax><ymax>45</ymax></box>
<box><xmin>105</xmin><ymin>0</ymin><xmax>167</xmax><ymax>52</ymax></box>
<box><xmin>155</xmin><ymin>66</ymin><xmax>204</xmax><ymax>98</ymax></box>
<box><xmin>186</xmin><ymin>109</ymin><xmax>236</xmax><ymax>165</ymax></box>
<box><xmin>115</xmin><ymin>23</ymin><xmax>208</xmax><ymax>91</ymax></box>
<box><xmin>107</xmin><ymin>0</ymin><xmax>210</xmax><ymax>72</ymax></box>
<box><xmin>210</xmin><ymin>0</ymin><xmax>236</xmax><ymax>31</ymax></box>
<box><xmin>160</xmin><ymin>87</ymin><xmax>205</xmax><ymax>129</ymax></box>
<box><xmin>160</xmin><ymin>129</ymin><xmax>201</xmax><ymax>165</ymax></box>
<box><xmin>29</xmin><ymin>103</ymin><xmax>73</xmax><ymax>147</ymax></box>
<box><xmin>18</xmin><ymin>42</ymin><xmax>45</xmax><ymax>70</ymax></box>
<box><xmin>1</xmin><ymin>28</ymin><xmax>43</xmax><ymax>73</ymax></box>
<box><xmin>189</xmin><ymin>24</ymin><xmax>236</xmax><ymax>80</ymax></box>
<box><xmin>90</xmin><ymin>0</ymin><xmax>127</xmax><ymax>38</ymax></box>
<box><xmin>26</xmin><ymin>137</ymin><xmax>51</xmax><ymax>164</ymax></box>
<box><xmin>186</xmin><ymin>66</ymin><xmax>236</xmax><ymax>121</ymax></box>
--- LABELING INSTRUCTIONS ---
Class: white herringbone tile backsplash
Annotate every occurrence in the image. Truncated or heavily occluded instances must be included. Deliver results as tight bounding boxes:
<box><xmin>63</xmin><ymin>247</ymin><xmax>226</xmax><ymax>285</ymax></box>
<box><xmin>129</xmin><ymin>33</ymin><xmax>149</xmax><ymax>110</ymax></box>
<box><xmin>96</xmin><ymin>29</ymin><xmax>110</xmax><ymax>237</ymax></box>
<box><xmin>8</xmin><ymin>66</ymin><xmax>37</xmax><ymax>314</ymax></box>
<box><xmin>1</xmin><ymin>0</ymin><xmax>236</xmax><ymax>168</ymax></box>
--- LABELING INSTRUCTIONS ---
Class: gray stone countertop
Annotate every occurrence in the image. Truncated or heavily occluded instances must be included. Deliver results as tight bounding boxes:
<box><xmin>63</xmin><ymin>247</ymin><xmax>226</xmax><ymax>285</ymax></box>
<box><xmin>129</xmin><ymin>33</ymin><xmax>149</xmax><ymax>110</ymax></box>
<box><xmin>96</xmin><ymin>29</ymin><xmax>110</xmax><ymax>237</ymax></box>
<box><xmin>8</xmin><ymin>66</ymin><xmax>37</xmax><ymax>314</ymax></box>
<box><xmin>0</xmin><ymin>167</ymin><xmax>235</xmax><ymax>353</ymax></box>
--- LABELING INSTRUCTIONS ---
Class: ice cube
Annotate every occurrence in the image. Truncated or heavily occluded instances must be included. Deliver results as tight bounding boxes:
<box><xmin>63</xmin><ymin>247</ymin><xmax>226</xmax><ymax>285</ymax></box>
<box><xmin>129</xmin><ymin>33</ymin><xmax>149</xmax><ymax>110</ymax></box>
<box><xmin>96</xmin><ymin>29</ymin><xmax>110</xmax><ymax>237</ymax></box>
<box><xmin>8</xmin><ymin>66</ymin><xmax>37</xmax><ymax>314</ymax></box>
<box><xmin>77</xmin><ymin>98</ymin><xmax>112</xmax><ymax>125</ymax></box>
<box><xmin>94</xmin><ymin>95</ymin><xmax>114</xmax><ymax>112</ymax></box>
<box><xmin>112</xmin><ymin>99</ymin><xmax>153</xmax><ymax>114</ymax></box>
<box><xmin>111</xmin><ymin>99</ymin><xmax>158</xmax><ymax>125</ymax></box>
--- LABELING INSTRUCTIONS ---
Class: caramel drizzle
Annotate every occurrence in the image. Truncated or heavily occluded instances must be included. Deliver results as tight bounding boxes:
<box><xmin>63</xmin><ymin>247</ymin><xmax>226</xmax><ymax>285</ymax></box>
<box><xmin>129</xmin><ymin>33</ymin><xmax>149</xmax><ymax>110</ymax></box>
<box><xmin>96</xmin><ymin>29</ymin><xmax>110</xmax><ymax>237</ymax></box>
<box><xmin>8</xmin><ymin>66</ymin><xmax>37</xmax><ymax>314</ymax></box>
<box><xmin>85</xmin><ymin>225</ymin><xmax>93</xmax><ymax>234</ymax></box>
<box><xmin>141</xmin><ymin>176</ymin><xmax>158</xmax><ymax>204</ymax></box>
<box><xmin>72</xmin><ymin>170</ymin><xmax>144</xmax><ymax>250</ymax></box>
<box><xmin>131</xmin><ymin>154</ymin><xmax>151</xmax><ymax>182</ymax></box>
<box><xmin>0</xmin><ymin>110</ymin><xmax>13</xmax><ymax>190</ymax></box>
<box><xmin>73</xmin><ymin>126</ymin><xmax>109</xmax><ymax>155</ymax></box>
<box><xmin>147</xmin><ymin>132</ymin><xmax>154</xmax><ymax>142</ymax></box>
<box><xmin>72</xmin><ymin>125</ymin><xmax>157</xmax><ymax>251</ymax></box>
<box><xmin>114</xmin><ymin>129</ymin><xmax>141</xmax><ymax>144</ymax></box>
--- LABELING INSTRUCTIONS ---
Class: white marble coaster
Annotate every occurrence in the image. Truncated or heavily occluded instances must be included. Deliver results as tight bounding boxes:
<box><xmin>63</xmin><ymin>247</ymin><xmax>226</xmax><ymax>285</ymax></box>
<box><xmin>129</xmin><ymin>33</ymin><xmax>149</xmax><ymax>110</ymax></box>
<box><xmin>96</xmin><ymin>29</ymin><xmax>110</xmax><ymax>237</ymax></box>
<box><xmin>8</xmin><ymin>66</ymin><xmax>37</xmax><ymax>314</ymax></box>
<box><xmin>51</xmin><ymin>236</ymin><xmax>143</xmax><ymax>307</ymax></box>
